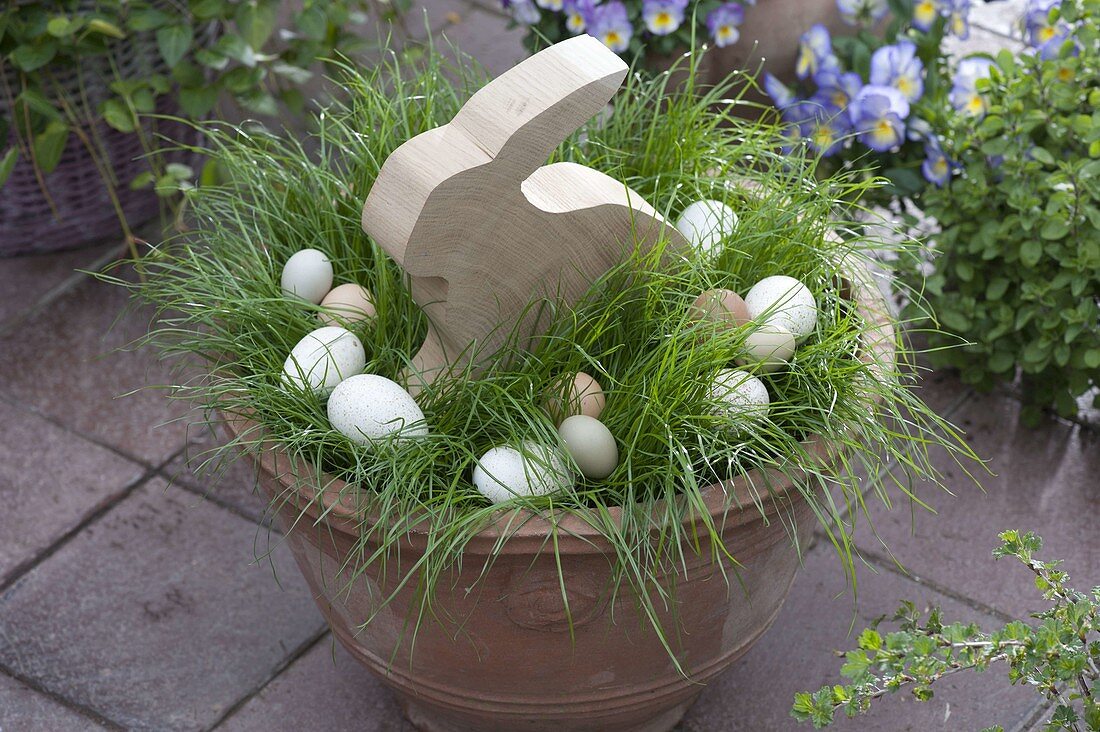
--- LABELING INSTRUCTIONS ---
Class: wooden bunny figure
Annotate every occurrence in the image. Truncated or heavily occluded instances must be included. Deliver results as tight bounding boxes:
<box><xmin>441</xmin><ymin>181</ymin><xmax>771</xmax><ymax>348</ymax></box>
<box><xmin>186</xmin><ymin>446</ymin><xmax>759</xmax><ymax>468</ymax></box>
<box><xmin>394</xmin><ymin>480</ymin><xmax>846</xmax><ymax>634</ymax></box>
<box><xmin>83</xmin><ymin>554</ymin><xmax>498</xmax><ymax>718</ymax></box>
<box><xmin>362</xmin><ymin>35</ymin><xmax>687</xmax><ymax>387</ymax></box>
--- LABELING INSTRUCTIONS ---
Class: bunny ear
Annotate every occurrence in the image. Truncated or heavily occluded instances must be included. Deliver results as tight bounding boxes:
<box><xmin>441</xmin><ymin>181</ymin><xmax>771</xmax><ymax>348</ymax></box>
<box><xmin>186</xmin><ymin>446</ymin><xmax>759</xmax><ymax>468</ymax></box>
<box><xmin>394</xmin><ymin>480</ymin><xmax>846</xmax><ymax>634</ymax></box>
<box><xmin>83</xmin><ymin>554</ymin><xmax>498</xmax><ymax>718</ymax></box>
<box><xmin>451</xmin><ymin>35</ymin><xmax>627</xmax><ymax>178</ymax></box>
<box><xmin>362</xmin><ymin>36</ymin><xmax>626</xmax><ymax>270</ymax></box>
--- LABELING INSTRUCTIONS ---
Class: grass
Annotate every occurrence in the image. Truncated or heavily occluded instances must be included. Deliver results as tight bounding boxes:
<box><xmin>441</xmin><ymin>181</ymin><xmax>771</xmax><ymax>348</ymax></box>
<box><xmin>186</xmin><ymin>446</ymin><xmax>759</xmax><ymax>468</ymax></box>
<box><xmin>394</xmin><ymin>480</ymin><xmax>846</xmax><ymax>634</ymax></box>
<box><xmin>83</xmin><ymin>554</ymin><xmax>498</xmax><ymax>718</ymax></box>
<box><xmin>109</xmin><ymin>39</ymin><xmax>982</xmax><ymax>671</ymax></box>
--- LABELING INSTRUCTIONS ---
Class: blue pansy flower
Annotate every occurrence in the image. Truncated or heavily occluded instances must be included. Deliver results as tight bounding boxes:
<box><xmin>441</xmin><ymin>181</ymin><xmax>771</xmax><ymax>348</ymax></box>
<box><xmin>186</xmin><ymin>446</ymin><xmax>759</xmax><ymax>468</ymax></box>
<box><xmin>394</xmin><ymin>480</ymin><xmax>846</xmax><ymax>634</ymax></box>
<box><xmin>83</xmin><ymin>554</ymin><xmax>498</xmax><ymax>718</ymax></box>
<box><xmin>643</xmin><ymin>0</ymin><xmax>689</xmax><ymax>35</ymax></box>
<box><xmin>804</xmin><ymin>105</ymin><xmax>852</xmax><ymax>157</ymax></box>
<box><xmin>587</xmin><ymin>1</ymin><xmax>633</xmax><ymax>52</ymax></box>
<box><xmin>563</xmin><ymin>0</ymin><xmax>594</xmax><ymax>33</ymax></box>
<box><xmin>950</xmin><ymin>56</ymin><xmax>995</xmax><ymax>116</ymax></box>
<box><xmin>869</xmin><ymin>41</ymin><xmax>925</xmax><ymax>103</ymax></box>
<box><xmin>848</xmin><ymin>84</ymin><xmax>910</xmax><ymax>151</ymax></box>
<box><xmin>707</xmin><ymin>3</ymin><xmax>745</xmax><ymax>47</ymax></box>
<box><xmin>1024</xmin><ymin>0</ymin><xmax>1075</xmax><ymax>59</ymax></box>
<box><xmin>763</xmin><ymin>72</ymin><xmax>797</xmax><ymax>110</ymax></box>
<box><xmin>505</xmin><ymin>0</ymin><xmax>541</xmax><ymax>24</ymax></box>
<box><xmin>814</xmin><ymin>68</ymin><xmax>863</xmax><ymax>111</ymax></box>
<box><xmin>795</xmin><ymin>25</ymin><xmax>835</xmax><ymax>80</ymax></box>
<box><xmin>942</xmin><ymin>0</ymin><xmax>972</xmax><ymax>38</ymax></box>
<box><xmin>921</xmin><ymin>135</ymin><xmax>952</xmax><ymax>186</ymax></box>
<box><xmin>912</xmin><ymin>0</ymin><xmax>939</xmax><ymax>31</ymax></box>
<box><xmin>836</xmin><ymin>0</ymin><xmax>889</xmax><ymax>26</ymax></box>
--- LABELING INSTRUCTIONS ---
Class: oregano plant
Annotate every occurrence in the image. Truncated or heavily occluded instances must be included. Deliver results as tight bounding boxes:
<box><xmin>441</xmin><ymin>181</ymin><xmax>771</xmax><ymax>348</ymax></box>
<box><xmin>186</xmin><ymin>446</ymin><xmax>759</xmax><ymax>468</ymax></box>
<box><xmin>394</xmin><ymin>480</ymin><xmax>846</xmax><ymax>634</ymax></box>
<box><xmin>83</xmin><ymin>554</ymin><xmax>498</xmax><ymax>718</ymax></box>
<box><xmin>910</xmin><ymin>0</ymin><xmax>1100</xmax><ymax>426</ymax></box>
<box><xmin>792</xmin><ymin>530</ymin><xmax>1100</xmax><ymax>731</ymax></box>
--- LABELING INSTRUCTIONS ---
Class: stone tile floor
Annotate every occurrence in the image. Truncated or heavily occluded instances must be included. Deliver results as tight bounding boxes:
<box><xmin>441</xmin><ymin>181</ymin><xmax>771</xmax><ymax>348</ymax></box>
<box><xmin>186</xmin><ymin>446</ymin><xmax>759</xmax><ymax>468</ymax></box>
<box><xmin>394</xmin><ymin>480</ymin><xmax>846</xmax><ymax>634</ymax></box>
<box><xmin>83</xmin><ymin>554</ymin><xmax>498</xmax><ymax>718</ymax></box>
<box><xmin>1</xmin><ymin>2</ymin><xmax>1096</xmax><ymax>730</ymax></box>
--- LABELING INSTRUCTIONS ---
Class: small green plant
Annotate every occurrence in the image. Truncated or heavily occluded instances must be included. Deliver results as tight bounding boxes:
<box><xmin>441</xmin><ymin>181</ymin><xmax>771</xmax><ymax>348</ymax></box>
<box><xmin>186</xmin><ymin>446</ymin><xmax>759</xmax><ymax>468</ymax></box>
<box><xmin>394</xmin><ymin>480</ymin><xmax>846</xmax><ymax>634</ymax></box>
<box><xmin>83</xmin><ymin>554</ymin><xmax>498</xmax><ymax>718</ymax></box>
<box><xmin>911</xmin><ymin>0</ymin><xmax>1100</xmax><ymax>426</ymax></box>
<box><xmin>0</xmin><ymin>0</ymin><xmax>395</xmax><ymax>250</ymax></box>
<box><xmin>792</xmin><ymin>530</ymin><xmax>1100</xmax><ymax>731</ymax></box>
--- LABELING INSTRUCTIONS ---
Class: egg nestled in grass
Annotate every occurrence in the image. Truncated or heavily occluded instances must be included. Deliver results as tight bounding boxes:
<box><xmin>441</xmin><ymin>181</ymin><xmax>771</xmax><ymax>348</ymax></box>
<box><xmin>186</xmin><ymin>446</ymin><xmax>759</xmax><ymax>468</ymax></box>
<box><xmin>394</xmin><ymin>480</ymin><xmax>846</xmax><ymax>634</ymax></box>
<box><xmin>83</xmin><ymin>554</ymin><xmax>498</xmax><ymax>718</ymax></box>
<box><xmin>739</xmin><ymin>324</ymin><xmax>796</xmax><ymax>373</ymax></box>
<box><xmin>282</xmin><ymin>326</ymin><xmax>365</xmax><ymax>396</ymax></box>
<box><xmin>744</xmin><ymin>275</ymin><xmax>817</xmax><ymax>341</ymax></box>
<box><xmin>708</xmin><ymin>368</ymin><xmax>770</xmax><ymax>431</ymax></box>
<box><xmin>557</xmin><ymin>415</ymin><xmax>618</xmax><ymax>480</ymax></box>
<box><xmin>281</xmin><ymin>249</ymin><xmax>334</xmax><ymax>304</ymax></box>
<box><xmin>675</xmin><ymin>199</ymin><xmax>738</xmax><ymax>253</ymax></box>
<box><xmin>473</xmin><ymin>442</ymin><xmax>574</xmax><ymax>504</ymax></box>
<box><xmin>319</xmin><ymin>283</ymin><xmax>376</xmax><ymax>326</ymax></box>
<box><xmin>327</xmin><ymin>374</ymin><xmax>427</xmax><ymax>446</ymax></box>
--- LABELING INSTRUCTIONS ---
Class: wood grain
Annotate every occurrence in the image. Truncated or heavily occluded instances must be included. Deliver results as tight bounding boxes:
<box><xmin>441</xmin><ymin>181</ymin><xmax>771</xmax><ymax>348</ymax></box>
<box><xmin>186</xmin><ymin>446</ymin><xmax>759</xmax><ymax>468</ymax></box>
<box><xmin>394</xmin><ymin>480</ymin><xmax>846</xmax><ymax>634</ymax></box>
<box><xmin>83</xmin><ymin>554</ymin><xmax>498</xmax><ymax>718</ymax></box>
<box><xmin>361</xmin><ymin>35</ymin><xmax>687</xmax><ymax>386</ymax></box>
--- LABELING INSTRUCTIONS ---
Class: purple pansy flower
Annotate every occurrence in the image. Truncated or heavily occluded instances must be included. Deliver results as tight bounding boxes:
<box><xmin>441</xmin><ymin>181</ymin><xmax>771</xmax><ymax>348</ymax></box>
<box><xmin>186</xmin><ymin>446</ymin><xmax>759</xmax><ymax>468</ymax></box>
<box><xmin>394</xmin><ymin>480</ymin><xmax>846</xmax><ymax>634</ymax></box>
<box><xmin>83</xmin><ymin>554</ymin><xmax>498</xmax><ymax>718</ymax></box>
<box><xmin>942</xmin><ymin>0</ymin><xmax>972</xmax><ymax>38</ymax></box>
<box><xmin>586</xmin><ymin>1</ymin><xmax>633</xmax><ymax>52</ymax></box>
<box><xmin>707</xmin><ymin>3</ymin><xmax>745</xmax><ymax>47</ymax></box>
<box><xmin>848</xmin><ymin>84</ymin><xmax>910</xmax><ymax>151</ymax></box>
<box><xmin>836</xmin><ymin>0</ymin><xmax>889</xmax><ymax>26</ymax></box>
<box><xmin>814</xmin><ymin>69</ymin><xmax>863</xmax><ymax>111</ymax></box>
<box><xmin>763</xmin><ymin>72</ymin><xmax>797</xmax><ymax>110</ymax></box>
<box><xmin>1024</xmin><ymin>0</ymin><xmax>1074</xmax><ymax>59</ymax></box>
<box><xmin>869</xmin><ymin>40</ymin><xmax>925</xmax><ymax>103</ymax></box>
<box><xmin>795</xmin><ymin>25</ymin><xmax>836</xmax><ymax>80</ymax></box>
<box><xmin>643</xmin><ymin>0</ymin><xmax>688</xmax><ymax>35</ymax></box>
<box><xmin>563</xmin><ymin>0</ymin><xmax>594</xmax><ymax>33</ymax></box>
<box><xmin>950</xmin><ymin>56</ymin><xmax>995</xmax><ymax>116</ymax></box>
<box><xmin>804</xmin><ymin>105</ymin><xmax>852</xmax><ymax>157</ymax></box>
<box><xmin>912</xmin><ymin>0</ymin><xmax>939</xmax><ymax>31</ymax></box>
<box><xmin>921</xmin><ymin>135</ymin><xmax>952</xmax><ymax>186</ymax></box>
<box><xmin>504</xmin><ymin>0</ymin><xmax>541</xmax><ymax>23</ymax></box>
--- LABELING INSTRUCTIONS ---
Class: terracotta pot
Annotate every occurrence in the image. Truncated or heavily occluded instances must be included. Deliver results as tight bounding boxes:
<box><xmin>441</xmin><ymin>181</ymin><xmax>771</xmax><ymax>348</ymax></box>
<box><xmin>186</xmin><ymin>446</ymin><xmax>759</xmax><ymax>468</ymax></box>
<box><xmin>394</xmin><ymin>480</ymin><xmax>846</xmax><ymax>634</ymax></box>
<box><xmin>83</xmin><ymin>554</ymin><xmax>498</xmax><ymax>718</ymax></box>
<box><xmin>227</xmin><ymin>273</ymin><xmax>894</xmax><ymax>732</ymax></box>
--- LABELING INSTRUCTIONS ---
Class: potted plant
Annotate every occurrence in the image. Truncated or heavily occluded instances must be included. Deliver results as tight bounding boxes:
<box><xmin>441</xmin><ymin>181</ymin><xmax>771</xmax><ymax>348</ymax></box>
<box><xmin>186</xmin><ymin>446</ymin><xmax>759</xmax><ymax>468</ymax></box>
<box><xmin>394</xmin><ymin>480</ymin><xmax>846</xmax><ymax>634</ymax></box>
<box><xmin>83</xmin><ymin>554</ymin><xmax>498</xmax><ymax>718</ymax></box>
<box><xmin>0</xmin><ymin>0</ymin><xmax>389</xmax><ymax>257</ymax></box>
<box><xmin>117</xmin><ymin>40</ymin><xmax>980</xmax><ymax>732</ymax></box>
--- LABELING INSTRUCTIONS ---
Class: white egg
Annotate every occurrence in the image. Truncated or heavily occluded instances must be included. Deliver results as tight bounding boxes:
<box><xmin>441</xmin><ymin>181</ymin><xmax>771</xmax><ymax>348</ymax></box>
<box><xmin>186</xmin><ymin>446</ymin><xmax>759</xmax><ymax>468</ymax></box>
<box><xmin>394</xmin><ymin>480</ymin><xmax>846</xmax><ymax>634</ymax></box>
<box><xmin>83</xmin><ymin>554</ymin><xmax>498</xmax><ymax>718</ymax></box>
<box><xmin>744</xmin><ymin>275</ymin><xmax>817</xmax><ymax>341</ymax></box>
<box><xmin>739</xmin><ymin>324</ymin><xmax>796</xmax><ymax>373</ymax></box>
<box><xmin>473</xmin><ymin>442</ymin><xmax>574</xmax><ymax>504</ymax></box>
<box><xmin>708</xmin><ymin>368</ymin><xmax>770</xmax><ymax>430</ymax></box>
<box><xmin>557</xmin><ymin>415</ymin><xmax>618</xmax><ymax>480</ymax></box>
<box><xmin>327</xmin><ymin>374</ymin><xmax>428</xmax><ymax>446</ymax></box>
<box><xmin>675</xmin><ymin>199</ymin><xmax>738</xmax><ymax>253</ymax></box>
<box><xmin>282</xmin><ymin>326</ymin><xmax>365</xmax><ymax>395</ymax></box>
<box><xmin>281</xmin><ymin>249</ymin><xmax>334</xmax><ymax>304</ymax></box>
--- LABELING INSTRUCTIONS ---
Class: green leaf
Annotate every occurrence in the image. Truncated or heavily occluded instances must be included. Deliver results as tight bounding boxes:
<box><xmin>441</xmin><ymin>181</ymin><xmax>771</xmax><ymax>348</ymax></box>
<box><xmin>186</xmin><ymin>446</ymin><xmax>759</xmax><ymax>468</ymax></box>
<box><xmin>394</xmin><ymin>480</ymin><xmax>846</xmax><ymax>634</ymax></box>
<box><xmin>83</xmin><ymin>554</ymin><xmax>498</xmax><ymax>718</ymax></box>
<box><xmin>1020</xmin><ymin>239</ymin><xmax>1043</xmax><ymax>266</ymax></box>
<box><xmin>11</xmin><ymin>42</ymin><xmax>58</xmax><ymax>72</ymax></box>
<box><xmin>0</xmin><ymin>147</ymin><xmax>19</xmax><ymax>188</ymax></box>
<box><xmin>32</xmin><ymin>121</ymin><xmax>69</xmax><ymax>174</ymax></box>
<box><xmin>127</xmin><ymin>8</ymin><xmax>172</xmax><ymax>31</ymax></box>
<box><xmin>129</xmin><ymin>171</ymin><xmax>154</xmax><ymax>189</ymax></box>
<box><xmin>236</xmin><ymin>0</ymin><xmax>279</xmax><ymax>49</ymax></box>
<box><xmin>165</xmin><ymin>162</ymin><xmax>193</xmax><ymax>179</ymax></box>
<box><xmin>988</xmin><ymin>351</ymin><xmax>1015</xmax><ymax>373</ymax></box>
<box><xmin>986</xmin><ymin>278</ymin><xmax>1010</xmax><ymax>300</ymax></box>
<box><xmin>178</xmin><ymin>86</ymin><xmax>219</xmax><ymax>117</ymax></box>
<box><xmin>86</xmin><ymin>19</ymin><xmax>126</xmax><ymax>39</ymax></box>
<box><xmin>1029</xmin><ymin>147</ymin><xmax>1055</xmax><ymax>165</ymax></box>
<box><xmin>157</xmin><ymin>24</ymin><xmax>193</xmax><ymax>68</ymax></box>
<box><xmin>101</xmin><ymin>98</ymin><xmax>135</xmax><ymax>133</ymax></box>
<box><xmin>191</xmin><ymin>0</ymin><xmax>227</xmax><ymax>19</ymax></box>
<box><xmin>1085</xmin><ymin>349</ymin><xmax>1100</xmax><ymax>369</ymax></box>
<box><xmin>46</xmin><ymin>16</ymin><xmax>76</xmax><ymax>37</ymax></box>
<box><xmin>271</xmin><ymin>62</ymin><xmax>313</xmax><ymax>85</ymax></box>
<box><xmin>1039</xmin><ymin>219</ymin><xmax>1068</xmax><ymax>240</ymax></box>
<box><xmin>296</xmin><ymin>6</ymin><xmax>327</xmax><ymax>40</ymax></box>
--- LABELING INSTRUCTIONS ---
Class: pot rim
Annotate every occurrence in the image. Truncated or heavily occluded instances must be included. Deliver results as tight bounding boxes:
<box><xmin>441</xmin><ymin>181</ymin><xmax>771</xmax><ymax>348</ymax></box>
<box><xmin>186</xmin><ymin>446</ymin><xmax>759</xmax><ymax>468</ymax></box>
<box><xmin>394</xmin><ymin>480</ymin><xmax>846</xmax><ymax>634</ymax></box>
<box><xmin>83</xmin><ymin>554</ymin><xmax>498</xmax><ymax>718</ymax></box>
<box><xmin>222</xmin><ymin>263</ymin><xmax>895</xmax><ymax>543</ymax></box>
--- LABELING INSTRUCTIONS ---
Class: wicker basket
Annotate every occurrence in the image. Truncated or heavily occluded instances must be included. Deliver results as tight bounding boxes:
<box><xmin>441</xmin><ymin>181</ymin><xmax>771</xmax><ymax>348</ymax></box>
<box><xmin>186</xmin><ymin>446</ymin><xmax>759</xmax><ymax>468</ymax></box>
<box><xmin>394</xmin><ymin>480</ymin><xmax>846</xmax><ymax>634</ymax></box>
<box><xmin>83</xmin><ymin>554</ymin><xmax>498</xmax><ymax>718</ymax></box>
<box><xmin>0</xmin><ymin>12</ymin><xmax>210</xmax><ymax>257</ymax></box>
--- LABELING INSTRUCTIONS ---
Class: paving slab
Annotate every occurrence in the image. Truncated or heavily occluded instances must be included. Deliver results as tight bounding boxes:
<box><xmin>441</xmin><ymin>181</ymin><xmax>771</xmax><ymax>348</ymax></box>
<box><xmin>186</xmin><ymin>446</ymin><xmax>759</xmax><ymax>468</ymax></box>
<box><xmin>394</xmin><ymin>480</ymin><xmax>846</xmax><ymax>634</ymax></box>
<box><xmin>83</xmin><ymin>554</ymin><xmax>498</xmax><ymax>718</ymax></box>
<box><xmin>0</xmin><ymin>671</ymin><xmax>107</xmax><ymax>731</ymax></box>
<box><xmin>0</xmin><ymin>478</ymin><xmax>325</xmax><ymax>731</ymax></box>
<box><xmin>162</xmin><ymin>424</ymin><xmax>271</xmax><ymax>524</ymax></box>
<box><xmin>218</xmin><ymin>635</ymin><xmax>410</xmax><ymax>732</ymax></box>
<box><xmin>0</xmin><ymin>241</ymin><xmax>124</xmax><ymax>335</ymax></box>
<box><xmin>0</xmin><ymin>398</ymin><xmax>145</xmax><ymax>586</ymax></box>
<box><xmin>681</xmin><ymin>544</ymin><xmax>1041</xmax><ymax>731</ymax></box>
<box><xmin>438</xmin><ymin>7</ymin><xmax>528</xmax><ymax>76</ymax></box>
<box><xmin>0</xmin><ymin>263</ymin><xmax>193</xmax><ymax>466</ymax></box>
<box><xmin>852</xmin><ymin>390</ymin><xmax>1100</xmax><ymax>620</ymax></box>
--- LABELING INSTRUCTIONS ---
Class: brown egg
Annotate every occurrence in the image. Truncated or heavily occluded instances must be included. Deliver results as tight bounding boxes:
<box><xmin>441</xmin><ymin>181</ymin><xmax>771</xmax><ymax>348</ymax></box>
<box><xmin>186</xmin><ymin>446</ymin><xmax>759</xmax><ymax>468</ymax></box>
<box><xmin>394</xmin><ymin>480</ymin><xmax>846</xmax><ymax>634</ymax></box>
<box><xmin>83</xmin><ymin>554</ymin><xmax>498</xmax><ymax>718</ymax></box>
<box><xmin>318</xmin><ymin>283</ymin><xmax>376</xmax><ymax>326</ymax></box>
<box><xmin>545</xmin><ymin>371</ymin><xmax>606</xmax><ymax>424</ymax></box>
<box><xmin>689</xmin><ymin>288</ymin><xmax>749</xmax><ymax>329</ymax></box>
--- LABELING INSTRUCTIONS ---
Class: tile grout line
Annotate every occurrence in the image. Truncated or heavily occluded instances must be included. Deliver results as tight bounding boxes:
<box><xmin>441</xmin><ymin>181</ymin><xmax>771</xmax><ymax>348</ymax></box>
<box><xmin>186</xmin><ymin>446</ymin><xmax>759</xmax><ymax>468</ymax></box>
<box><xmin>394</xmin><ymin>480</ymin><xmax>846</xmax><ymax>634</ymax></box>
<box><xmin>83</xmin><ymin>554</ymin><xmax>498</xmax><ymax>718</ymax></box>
<box><xmin>0</xmin><ymin>389</ymin><xmax>188</xmax><ymax>471</ymax></box>
<box><xmin>0</xmin><ymin>665</ymin><xmax>125</xmax><ymax>731</ymax></box>
<box><xmin>849</xmin><ymin>542</ymin><xmax>1018</xmax><ymax>624</ymax></box>
<box><xmin>156</xmin><ymin>469</ymin><xmax>270</xmax><ymax>527</ymax></box>
<box><xmin>205</xmin><ymin>626</ymin><xmax>332</xmax><ymax>730</ymax></box>
<box><xmin>0</xmin><ymin>444</ymin><xmax>187</xmax><ymax>597</ymax></box>
<box><xmin>0</xmin><ymin>243</ymin><xmax>127</xmax><ymax>339</ymax></box>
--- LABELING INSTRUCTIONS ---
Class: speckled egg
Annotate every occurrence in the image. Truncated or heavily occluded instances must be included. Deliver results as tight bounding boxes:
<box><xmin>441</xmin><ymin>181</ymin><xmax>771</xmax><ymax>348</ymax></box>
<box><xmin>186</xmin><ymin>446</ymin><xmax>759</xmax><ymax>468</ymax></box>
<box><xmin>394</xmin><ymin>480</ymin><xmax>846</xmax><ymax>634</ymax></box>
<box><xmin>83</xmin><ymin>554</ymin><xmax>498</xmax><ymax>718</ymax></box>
<box><xmin>557</xmin><ymin>415</ymin><xmax>618</xmax><ymax>480</ymax></box>
<box><xmin>473</xmin><ymin>442</ymin><xmax>574</xmax><ymax>504</ymax></box>
<box><xmin>281</xmin><ymin>249</ymin><xmax>333</xmax><ymax>304</ymax></box>
<box><xmin>545</xmin><ymin>372</ymin><xmax>606</xmax><ymax>423</ymax></box>
<box><xmin>708</xmin><ymin>368</ymin><xmax>770</xmax><ymax>429</ymax></box>
<box><xmin>282</xmin><ymin>326</ymin><xmax>365</xmax><ymax>395</ymax></box>
<box><xmin>675</xmin><ymin>200</ymin><xmax>738</xmax><ymax>253</ymax></box>
<box><xmin>744</xmin><ymin>275</ymin><xmax>817</xmax><ymax>341</ymax></box>
<box><xmin>318</xmin><ymin>283</ymin><xmax>376</xmax><ymax>326</ymax></box>
<box><xmin>327</xmin><ymin>374</ymin><xmax>427</xmax><ymax>446</ymax></box>
<box><xmin>690</xmin><ymin>288</ymin><xmax>750</xmax><ymax>330</ymax></box>
<box><xmin>738</xmin><ymin>324</ymin><xmax>796</xmax><ymax>373</ymax></box>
